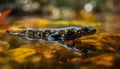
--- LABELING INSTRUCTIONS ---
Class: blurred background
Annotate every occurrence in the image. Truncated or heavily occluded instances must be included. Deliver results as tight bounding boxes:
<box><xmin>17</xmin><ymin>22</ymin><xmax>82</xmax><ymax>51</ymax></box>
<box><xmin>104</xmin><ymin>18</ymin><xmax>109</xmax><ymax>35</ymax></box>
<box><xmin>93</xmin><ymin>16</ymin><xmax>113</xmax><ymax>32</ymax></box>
<box><xmin>0</xmin><ymin>0</ymin><xmax>120</xmax><ymax>69</ymax></box>
<box><xmin>0</xmin><ymin>0</ymin><xmax>120</xmax><ymax>33</ymax></box>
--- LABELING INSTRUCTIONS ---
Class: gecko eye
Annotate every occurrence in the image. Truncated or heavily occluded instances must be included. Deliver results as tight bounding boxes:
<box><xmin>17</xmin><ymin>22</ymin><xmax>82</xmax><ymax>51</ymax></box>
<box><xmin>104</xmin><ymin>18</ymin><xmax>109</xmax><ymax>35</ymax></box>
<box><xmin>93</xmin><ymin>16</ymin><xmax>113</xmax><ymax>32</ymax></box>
<box><xmin>82</xmin><ymin>27</ymin><xmax>90</xmax><ymax>32</ymax></box>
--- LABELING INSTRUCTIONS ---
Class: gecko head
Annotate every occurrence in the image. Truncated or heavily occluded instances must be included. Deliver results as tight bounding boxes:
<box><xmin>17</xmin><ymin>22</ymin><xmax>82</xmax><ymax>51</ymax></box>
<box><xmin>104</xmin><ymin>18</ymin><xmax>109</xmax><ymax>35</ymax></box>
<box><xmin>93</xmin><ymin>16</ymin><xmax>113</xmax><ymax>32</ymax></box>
<box><xmin>81</xmin><ymin>25</ymin><xmax>96</xmax><ymax>35</ymax></box>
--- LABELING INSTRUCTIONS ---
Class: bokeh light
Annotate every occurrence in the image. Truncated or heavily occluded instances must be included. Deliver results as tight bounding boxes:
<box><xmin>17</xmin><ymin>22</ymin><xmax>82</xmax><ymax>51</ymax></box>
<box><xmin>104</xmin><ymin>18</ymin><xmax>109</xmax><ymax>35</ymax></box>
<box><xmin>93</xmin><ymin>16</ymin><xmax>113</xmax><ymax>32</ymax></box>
<box><xmin>84</xmin><ymin>3</ymin><xmax>93</xmax><ymax>12</ymax></box>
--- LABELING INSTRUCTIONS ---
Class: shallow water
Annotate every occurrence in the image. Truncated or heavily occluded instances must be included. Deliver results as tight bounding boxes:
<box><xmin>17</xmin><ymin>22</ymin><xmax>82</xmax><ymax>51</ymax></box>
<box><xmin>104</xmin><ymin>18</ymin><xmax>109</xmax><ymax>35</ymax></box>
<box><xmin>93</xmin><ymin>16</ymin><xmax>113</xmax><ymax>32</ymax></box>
<box><xmin>0</xmin><ymin>19</ymin><xmax>120</xmax><ymax>69</ymax></box>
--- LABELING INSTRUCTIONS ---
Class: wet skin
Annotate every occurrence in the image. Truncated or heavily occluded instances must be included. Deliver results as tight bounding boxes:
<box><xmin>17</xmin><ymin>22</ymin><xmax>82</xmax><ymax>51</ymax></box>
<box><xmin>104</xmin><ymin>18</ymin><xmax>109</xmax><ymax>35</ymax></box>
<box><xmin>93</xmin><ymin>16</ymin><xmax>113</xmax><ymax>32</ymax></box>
<box><xmin>6</xmin><ymin>26</ymin><xmax>96</xmax><ymax>53</ymax></box>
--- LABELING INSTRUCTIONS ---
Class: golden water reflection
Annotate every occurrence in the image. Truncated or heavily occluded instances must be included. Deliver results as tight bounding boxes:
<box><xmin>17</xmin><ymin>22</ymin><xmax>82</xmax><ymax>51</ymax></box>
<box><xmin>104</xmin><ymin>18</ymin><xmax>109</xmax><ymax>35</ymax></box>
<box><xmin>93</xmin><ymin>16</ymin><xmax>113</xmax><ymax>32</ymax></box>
<box><xmin>0</xmin><ymin>19</ymin><xmax>120</xmax><ymax>69</ymax></box>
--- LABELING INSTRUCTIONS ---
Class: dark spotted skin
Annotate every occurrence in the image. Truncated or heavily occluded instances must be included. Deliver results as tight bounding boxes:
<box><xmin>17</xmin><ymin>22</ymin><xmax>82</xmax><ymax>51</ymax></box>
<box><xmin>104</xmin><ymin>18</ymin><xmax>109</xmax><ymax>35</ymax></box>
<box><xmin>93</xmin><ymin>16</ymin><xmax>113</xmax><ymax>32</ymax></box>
<box><xmin>6</xmin><ymin>26</ymin><xmax>96</xmax><ymax>53</ymax></box>
<box><xmin>22</xmin><ymin>27</ymin><xmax>96</xmax><ymax>41</ymax></box>
<box><xmin>23</xmin><ymin>29</ymin><xmax>57</xmax><ymax>40</ymax></box>
<box><xmin>47</xmin><ymin>26</ymin><xmax>96</xmax><ymax>41</ymax></box>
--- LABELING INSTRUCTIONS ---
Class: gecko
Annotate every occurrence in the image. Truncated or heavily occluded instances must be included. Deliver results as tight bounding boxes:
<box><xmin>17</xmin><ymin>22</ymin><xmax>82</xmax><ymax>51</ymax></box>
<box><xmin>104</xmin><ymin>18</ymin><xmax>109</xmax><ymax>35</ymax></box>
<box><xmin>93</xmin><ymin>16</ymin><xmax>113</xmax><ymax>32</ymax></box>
<box><xmin>6</xmin><ymin>26</ymin><xmax>96</xmax><ymax>53</ymax></box>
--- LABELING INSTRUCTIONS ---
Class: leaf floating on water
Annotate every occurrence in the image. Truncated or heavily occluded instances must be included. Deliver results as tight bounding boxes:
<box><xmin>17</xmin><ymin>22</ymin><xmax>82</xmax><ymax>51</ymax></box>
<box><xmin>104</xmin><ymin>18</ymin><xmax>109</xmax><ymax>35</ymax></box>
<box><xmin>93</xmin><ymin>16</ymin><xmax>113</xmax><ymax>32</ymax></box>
<box><xmin>0</xmin><ymin>41</ymin><xmax>10</xmax><ymax>52</ymax></box>
<box><xmin>84</xmin><ymin>54</ymin><xmax>114</xmax><ymax>67</ymax></box>
<box><xmin>7</xmin><ymin>48</ymin><xmax>36</xmax><ymax>63</ymax></box>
